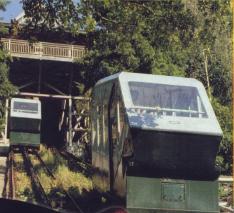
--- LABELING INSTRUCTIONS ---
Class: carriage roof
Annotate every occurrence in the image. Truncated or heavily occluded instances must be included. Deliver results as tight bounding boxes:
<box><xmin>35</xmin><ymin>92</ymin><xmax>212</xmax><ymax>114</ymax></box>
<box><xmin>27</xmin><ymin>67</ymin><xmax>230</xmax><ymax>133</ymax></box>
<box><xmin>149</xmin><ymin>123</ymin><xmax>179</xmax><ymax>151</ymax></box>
<box><xmin>94</xmin><ymin>72</ymin><xmax>222</xmax><ymax>137</ymax></box>
<box><xmin>10</xmin><ymin>98</ymin><xmax>41</xmax><ymax>119</ymax></box>
<box><xmin>96</xmin><ymin>72</ymin><xmax>202</xmax><ymax>87</ymax></box>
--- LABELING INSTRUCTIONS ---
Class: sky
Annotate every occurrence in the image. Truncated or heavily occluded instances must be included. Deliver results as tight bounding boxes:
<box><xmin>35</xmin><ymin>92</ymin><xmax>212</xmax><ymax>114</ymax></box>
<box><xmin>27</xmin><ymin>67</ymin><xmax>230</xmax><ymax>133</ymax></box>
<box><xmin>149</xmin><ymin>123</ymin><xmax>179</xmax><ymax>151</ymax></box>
<box><xmin>0</xmin><ymin>0</ymin><xmax>22</xmax><ymax>22</ymax></box>
<box><xmin>0</xmin><ymin>0</ymin><xmax>80</xmax><ymax>23</ymax></box>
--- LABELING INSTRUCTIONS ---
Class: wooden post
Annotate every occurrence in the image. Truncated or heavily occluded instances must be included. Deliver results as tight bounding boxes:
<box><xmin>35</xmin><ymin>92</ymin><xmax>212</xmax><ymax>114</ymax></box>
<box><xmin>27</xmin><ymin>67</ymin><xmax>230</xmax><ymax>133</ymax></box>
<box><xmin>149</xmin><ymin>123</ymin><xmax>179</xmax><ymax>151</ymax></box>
<box><xmin>4</xmin><ymin>99</ymin><xmax>9</xmax><ymax>144</ymax></box>
<box><xmin>69</xmin><ymin>65</ymin><xmax>74</xmax><ymax>95</ymax></box>
<box><xmin>40</xmin><ymin>42</ymin><xmax>42</xmax><ymax>58</ymax></box>
<box><xmin>59</xmin><ymin>100</ymin><xmax>66</xmax><ymax>131</ymax></box>
<box><xmin>8</xmin><ymin>39</ymin><xmax>11</xmax><ymax>52</ymax></box>
<box><xmin>203</xmin><ymin>49</ymin><xmax>211</xmax><ymax>100</ymax></box>
<box><xmin>68</xmin><ymin>98</ymin><xmax>72</xmax><ymax>147</ymax></box>
<box><xmin>71</xmin><ymin>45</ymin><xmax>74</xmax><ymax>60</ymax></box>
<box><xmin>68</xmin><ymin>65</ymin><xmax>73</xmax><ymax>146</ymax></box>
<box><xmin>38</xmin><ymin>61</ymin><xmax>42</xmax><ymax>93</ymax></box>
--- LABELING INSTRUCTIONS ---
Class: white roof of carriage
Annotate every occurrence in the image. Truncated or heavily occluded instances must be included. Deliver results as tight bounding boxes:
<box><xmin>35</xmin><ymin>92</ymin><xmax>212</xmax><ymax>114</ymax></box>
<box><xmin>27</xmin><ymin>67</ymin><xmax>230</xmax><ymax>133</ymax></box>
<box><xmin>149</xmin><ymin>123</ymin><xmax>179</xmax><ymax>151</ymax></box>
<box><xmin>96</xmin><ymin>72</ymin><xmax>202</xmax><ymax>87</ymax></box>
<box><xmin>95</xmin><ymin>72</ymin><xmax>223</xmax><ymax>137</ymax></box>
<box><xmin>10</xmin><ymin>98</ymin><xmax>41</xmax><ymax>119</ymax></box>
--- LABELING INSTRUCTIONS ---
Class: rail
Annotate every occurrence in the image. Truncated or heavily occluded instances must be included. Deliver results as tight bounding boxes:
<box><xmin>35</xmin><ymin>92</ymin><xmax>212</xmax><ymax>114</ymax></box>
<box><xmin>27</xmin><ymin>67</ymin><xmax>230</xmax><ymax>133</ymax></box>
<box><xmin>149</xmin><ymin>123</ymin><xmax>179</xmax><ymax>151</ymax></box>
<box><xmin>218</xmin><ymin>176</ymin><xmax>233</xmax><ymax>183</ymax></box>
<box><xmin>1</xmin><ymin>38</ymin><xmax>86</xmax><ymax>62</ymax></box>
<box><xmin>22</xmin><ymin>148</ymin><xmax>51</xmax><ymax>206</ymax></box>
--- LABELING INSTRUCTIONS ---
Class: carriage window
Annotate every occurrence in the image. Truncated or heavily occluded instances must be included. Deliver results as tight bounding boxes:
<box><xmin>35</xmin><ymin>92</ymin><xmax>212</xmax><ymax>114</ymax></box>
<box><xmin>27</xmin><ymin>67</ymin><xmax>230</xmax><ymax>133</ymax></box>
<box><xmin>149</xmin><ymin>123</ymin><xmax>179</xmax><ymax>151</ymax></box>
<box><xmin>110</xmin><ymin>89</ymin><xmax>118</xmax><ymax>146</ymax></box>
<box><xmin>110</xmin><ymin>83</ymin><xmax>126</xmax><ymax>149</ymax></box>
<box><xmin>91</xmin><ymin>120</ymin><xmax>96</xmax><ymax>146</ymax></box>
<box><xmin>13</xmin><ymin>101</ymin><xmax>38</xmax><ymax>113</ymax></box>
<box><xmin>128</xmin><ymin>82</ymin><xmax>208</xmax><ymax>118</ymax></box>
<box><xmin>97</xmin><ymin>106</ymin><xmax>100</xmax><ymax>147</ymax></box>
<box><xmin>102</xmin><ymin>104</ymin><xmax>106</xmax><ymax>147</ymax></box>
<box><xmin>118</xmin><ymin>97</ymin><xmax>125</xmax><ymax>135</ymax></box>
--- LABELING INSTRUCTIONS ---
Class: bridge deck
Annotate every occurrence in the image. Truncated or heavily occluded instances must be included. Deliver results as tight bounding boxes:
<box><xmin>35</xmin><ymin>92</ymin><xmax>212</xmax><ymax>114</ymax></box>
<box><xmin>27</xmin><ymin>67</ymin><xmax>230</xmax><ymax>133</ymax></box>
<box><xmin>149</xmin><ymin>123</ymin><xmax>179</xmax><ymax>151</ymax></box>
<box><xmin>1</xmin><ymin>38</ymin><xmax>86</xmax><ymax>62</ymax></box>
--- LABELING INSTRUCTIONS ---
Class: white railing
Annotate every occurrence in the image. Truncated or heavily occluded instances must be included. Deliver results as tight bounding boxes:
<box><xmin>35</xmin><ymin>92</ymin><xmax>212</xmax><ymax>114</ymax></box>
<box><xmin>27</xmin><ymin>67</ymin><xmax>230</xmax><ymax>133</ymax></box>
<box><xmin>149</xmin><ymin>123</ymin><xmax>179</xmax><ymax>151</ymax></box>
<box><xmin>1</xmin><ymin>38</ymin><xmax>86</xmax><ymax>62</ymax></box>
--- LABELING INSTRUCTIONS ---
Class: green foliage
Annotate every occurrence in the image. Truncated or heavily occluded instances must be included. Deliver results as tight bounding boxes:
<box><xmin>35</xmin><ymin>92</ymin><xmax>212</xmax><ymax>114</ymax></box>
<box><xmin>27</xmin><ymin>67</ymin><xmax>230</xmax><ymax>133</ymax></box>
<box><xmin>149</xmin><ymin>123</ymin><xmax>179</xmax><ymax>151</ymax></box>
<box><xmin>184</xmin><ymin>0</ymin><xmax>232</xmax><ymax>104</ymax></box>
<box><xmin>0</xmin><ymin>60</ymin><xmax>16</xmax><ymax>97</ymax></box>
<box><xmin>14</xmin><ymin>146</ymin><xmax>93</xmax><ymax>210</ymax></box>
<box><xmin>22</xmin><ymin>0</ymin><xmax>81</xmax><ymax>35</ymax></box>
<box><xmin>212</xmin><ymin>98</ymin><xmax>232</xmax><ymax>174</ymax></box>
<box><xmin>21</xmin><ymin>0</ymin><xmax>232</xmax><ymax>174</ymax></box>
<box><xmin>0</xmin><ymin>0</ymin><xmax>17</xmax><ymax>128</ymax></box>
<box><xmin>76</xmin><ymin>0</ymin><xmax>197</xmax><ymax>90</ymax></box>
<box><xmin>0</xmin><ymin>0</ymin><xmax>10</xmax><ymax>35</ymax></box>
<box><xmin>0</xmin><ymin>0</ymin><xmax>17</xmax><ymax>95</ymax></box>
<box><xmin>0</xmin><ymin>0</ymin><xmax>9</xmax><ymax>10</ymax></box>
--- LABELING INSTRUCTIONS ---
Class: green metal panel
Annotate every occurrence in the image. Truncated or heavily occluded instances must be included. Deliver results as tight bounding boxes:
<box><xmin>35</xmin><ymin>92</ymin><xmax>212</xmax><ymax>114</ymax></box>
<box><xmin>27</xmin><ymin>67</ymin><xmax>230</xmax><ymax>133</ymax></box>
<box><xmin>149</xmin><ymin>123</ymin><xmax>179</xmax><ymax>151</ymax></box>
<box><xmin>10</xmin><ymin>117</ymin><xmax>40</xmax><ymax>132</ymax></box>
<box><xmin>10</xmin><ymin>132</ymin><xmax>40</xmax><ymax>147</ymax></box>
<box><xmin>127</xmin><ymin>176</ymin><xmax>219</xmax><ymax>213</ymax></box>
<box><xmin>162</xmin><ymin>182</ymin><xmax>185</xmax><ymax>202</ymax></box>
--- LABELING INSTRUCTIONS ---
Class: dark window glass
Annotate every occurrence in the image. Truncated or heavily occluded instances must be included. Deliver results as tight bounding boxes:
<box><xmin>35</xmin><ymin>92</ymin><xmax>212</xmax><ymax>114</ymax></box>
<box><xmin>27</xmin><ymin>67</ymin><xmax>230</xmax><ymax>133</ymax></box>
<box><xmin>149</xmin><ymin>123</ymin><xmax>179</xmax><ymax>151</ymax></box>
<box><xmin>110</xmin><ymin>90</ymin><xmax>118</xmax><ymax>146</ymax></box>
<box><xmin>13</xmin><ymin>101</ymin><xmax>38</xmax><ymax>113</ymax></box>
<box><xmin>119</xmin><ymin>98</ymin><xmax>125</xmax><ymax>134</ymax></box>
<box><xmin>128</xmin><ymin>82</ymin><xmax>207</xmax><ymax>118</ymax></box>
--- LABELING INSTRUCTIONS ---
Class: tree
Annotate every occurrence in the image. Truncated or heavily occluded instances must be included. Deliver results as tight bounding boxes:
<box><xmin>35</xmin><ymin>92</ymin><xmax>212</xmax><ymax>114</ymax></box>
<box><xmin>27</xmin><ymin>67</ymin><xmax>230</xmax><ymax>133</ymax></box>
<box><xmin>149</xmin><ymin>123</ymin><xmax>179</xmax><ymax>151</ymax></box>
<box><xmin>0</xmin><ymin>0</ymin><xmax>17</xmax><ymax>96</ymax></box>
<box><xmin>21</xmin><ymin>0</ymin><xmax>232</xmax><ymax>174</ymax></box>
<box><xmin>0</xmin><ymin>0</ymin><xmax>10</xmax><ymax>35</ymax></box>
<box><xmin>0</xmin><ymin>0</ymin><xmax>17</xmax><ymax>129</ymax></box>
<box><xmin>76</xmin><ymin>0</ymin><xmax>198</xmax><ymax>90</ymax></box>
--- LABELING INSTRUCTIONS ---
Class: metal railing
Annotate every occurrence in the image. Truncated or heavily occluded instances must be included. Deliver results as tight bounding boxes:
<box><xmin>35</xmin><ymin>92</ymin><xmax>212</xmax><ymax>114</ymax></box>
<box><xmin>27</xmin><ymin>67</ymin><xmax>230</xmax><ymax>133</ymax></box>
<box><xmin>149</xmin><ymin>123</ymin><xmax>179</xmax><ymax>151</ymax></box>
<box><xmin>1</xmin><ymin>38</ymin><xmax>86</xmax><ymax>62</ymax></box>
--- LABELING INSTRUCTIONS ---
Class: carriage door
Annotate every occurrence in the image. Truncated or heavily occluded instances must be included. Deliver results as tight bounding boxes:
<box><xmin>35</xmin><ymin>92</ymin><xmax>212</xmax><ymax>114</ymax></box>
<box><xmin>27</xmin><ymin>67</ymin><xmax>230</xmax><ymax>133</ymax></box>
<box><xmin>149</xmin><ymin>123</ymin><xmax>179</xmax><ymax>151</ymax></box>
<box><xmin>108</xmin><ymin>83</ymin><xmax>122</xmax><ymax>192</ymax></box>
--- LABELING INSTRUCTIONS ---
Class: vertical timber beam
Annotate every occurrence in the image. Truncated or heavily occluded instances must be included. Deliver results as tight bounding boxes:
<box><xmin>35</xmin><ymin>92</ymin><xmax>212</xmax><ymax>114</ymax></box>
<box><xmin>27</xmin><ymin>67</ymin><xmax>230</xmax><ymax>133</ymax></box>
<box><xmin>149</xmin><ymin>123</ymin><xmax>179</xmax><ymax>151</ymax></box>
<box><xmin>68</xmin><ymin>98</ymin><xmax>72</xmax><ymax>147</ymax></box>
<box><xmin>38</xmin><ymin>61</ymin><xmax>42</xmax><ymax>93</ymax></box>
<box><xmin>68</xmin><ymin>64</ymin><xmax>74</xmax><ymax>146</ymax></box>
<box><xmin>4</xmin><ymin>99</ymin><xmax>9</xmax><ymax>144</ymax></box>
<box><xmin>69</xmin><ymin>64</ymin><xmax>74</xmax><ymax>95</ymax></box>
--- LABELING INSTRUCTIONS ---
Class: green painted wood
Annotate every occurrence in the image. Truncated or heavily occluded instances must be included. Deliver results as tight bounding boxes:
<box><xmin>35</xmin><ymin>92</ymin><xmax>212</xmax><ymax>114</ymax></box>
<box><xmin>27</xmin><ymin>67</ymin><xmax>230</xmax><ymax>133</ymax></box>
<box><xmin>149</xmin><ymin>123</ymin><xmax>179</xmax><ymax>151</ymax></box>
<box><xmin>127</xmin><ymin>176</ymin><xmax>219</xmax><ymax>213</ymax></box>
<box><xmin>10</xmin><ymin>132</ymin><xmax>40</xmax><ymax>147</ymax></box>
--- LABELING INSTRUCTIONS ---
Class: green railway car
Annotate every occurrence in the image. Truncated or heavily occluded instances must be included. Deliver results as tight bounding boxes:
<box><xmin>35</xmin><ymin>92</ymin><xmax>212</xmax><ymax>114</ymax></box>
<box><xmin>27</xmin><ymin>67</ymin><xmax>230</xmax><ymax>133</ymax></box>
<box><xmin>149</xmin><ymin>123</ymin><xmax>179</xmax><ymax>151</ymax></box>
<box><xmin>10</xmin><ymin>98</ymin><xmax>41</xmax><ymax>148</ymax></box>
<box><xmin>91</xmin><ymin>72</ymin><xmax>222</xmax><ymax>213</ymax></box>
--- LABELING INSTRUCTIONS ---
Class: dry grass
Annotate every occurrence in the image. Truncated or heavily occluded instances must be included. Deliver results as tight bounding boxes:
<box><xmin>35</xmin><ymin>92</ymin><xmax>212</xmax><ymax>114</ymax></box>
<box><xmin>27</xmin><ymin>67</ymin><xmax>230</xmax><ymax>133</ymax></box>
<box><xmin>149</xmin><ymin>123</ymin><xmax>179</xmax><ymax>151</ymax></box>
<box><xmin>55</xmin><ymin>165</ymin><xmax>93</xmax><ymax>193</ymax></box>
<box><xmin>14</xmin><ymin>153</ymin><xmax>34</xmax><ymax>202</ymax></box>
<box><xmin>14</xmin><ymin>145</ymin><xmax>93</xmax><ymax>210</ymax></box>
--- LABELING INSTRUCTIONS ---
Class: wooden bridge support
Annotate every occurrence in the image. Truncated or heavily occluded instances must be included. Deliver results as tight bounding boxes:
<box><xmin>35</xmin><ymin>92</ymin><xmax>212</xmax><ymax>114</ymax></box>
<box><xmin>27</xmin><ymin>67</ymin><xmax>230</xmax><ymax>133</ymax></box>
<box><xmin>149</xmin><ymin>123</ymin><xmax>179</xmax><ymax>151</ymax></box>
<box><xmin>38</xmin><ymin>61</ymin><xmax>42</xmax><ymax>93</ymax></box>
<box><xmin>66</xmin><ymin>97</ymin><xmax>90</xmax><ymax>150</ymax></box>
<box><xmin>0</xmin><ymin>99</ymin><xmax>9</xmax><ymax>144</ymax></box>
<box><xmin>4</xmin><ymin>99</ymin><xmax>9</xmax><ymax>144</ymax></box>
<box><xmin>0</xmin><ymin>37</ymin><xmax>89</xmax><ymax>153</ymax></box>
<box><xmin>14</xmin><ymin>92</ymin><xmax>90</xmax><ymax>150</ymax></box>
<box><xmin>68</xmin><ymin>98</ymin><xmax>73</xmax><ymax>147</ymax></box>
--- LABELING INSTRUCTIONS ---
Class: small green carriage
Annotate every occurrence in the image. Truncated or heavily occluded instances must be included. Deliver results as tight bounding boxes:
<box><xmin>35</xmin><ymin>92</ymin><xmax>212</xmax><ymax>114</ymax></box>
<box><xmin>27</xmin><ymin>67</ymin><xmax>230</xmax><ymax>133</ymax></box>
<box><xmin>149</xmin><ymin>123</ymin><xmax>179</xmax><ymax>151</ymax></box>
<box><xmin>10</xmin><ymin>98</ymin><xmax>41</xmax><ymax>148</ymax></box>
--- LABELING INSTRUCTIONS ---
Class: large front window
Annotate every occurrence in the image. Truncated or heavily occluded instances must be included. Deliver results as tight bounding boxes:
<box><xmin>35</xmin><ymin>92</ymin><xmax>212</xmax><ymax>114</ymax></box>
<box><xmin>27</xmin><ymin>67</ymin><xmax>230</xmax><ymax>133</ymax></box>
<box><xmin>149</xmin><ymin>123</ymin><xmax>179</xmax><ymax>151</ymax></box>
<box><xmin>128</xmin><ymin>82</ymin><xmax>207</xmax><ymax>118</ymax></box>
<box><xmin>13</xmin><ymin>101</ymin><xmax>38</xmax><ymax>113</ymax></box>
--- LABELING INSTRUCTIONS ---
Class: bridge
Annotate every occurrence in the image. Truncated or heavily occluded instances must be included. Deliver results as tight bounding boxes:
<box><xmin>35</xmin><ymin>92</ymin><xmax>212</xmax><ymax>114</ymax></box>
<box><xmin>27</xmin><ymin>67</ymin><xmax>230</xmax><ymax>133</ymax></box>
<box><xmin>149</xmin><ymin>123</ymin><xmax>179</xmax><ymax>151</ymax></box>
<box><xmin>0</xmin><ymin>38</ymin><xmax>89</xmax><ymax>150</ymax></box>
<box><xmin>1</xmin><ymin>38</ymin><xmax>86</xmax><ymax>62</ymax></box>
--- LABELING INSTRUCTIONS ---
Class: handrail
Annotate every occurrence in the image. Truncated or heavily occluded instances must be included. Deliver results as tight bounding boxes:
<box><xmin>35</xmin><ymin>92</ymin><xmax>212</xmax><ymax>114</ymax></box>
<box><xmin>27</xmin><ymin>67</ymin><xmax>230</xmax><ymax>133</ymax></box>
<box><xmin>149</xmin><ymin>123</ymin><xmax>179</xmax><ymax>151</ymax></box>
<box><xmin>129</xmin><ymin>106</ymin><xmax>206</xmax><ymax>114</ymax></box>
<box><xmin>1</xmin><ymin>38</ymin><xmax>86</xmax><ymax>62</ymax></box>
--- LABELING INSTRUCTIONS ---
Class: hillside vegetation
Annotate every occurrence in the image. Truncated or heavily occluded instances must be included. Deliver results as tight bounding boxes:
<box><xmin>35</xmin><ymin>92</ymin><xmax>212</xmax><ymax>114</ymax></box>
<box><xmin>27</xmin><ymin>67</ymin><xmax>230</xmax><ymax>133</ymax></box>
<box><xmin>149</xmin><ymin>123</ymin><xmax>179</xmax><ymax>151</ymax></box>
<box><xmin>0</xmin><ymin>0</ymin><xmax>232</xmax><ymax>174</ymax></box>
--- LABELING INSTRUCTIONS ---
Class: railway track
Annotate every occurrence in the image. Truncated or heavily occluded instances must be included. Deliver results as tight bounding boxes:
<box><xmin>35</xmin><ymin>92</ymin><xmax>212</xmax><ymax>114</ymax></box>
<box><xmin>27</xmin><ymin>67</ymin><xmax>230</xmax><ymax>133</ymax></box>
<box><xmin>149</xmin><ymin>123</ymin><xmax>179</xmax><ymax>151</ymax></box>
<box><xmin>33</xmin><ymin>149</ymin><xmax>84</xmax><ymax>212</ymax></box>
<box><xmin>8</xmin><ymin>150</ymin><xmax>16</xmax><ymax>199</ymax></box>
<box><xmin>56</xmin><ymin>149</ymin><xmax>93</xmax><ymax>176</ymax></box>
<box><xmin>4</xmin><ymin>147</ymin><xmax>84</xmax><ymax>213</ymax></box>
<box><xmin>22</xmin><ymin>147</ymin><xmax>51</xmax><ymax>206</ymax></box>
<box><xmin>3</xmin><ymin>146</ymin><xmax>125</xmax><ymax>213</ymax></box>
<box><xmin>56</xmin><ymin>149</ymin><xmax>124</xmax><ymax>212</ymax></box>
<box><xmin>2</xmin><ymin>149</ymin><xmax>16</xmax><ymax>199</ymax></box>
